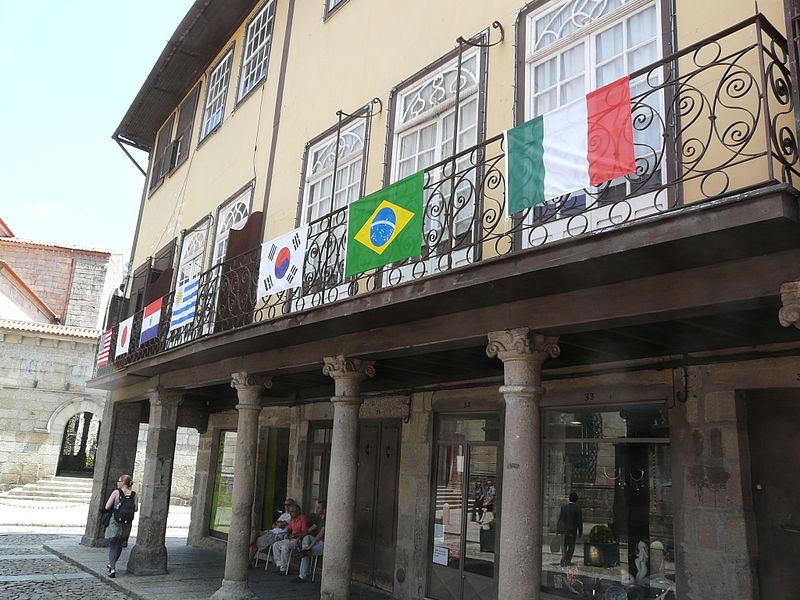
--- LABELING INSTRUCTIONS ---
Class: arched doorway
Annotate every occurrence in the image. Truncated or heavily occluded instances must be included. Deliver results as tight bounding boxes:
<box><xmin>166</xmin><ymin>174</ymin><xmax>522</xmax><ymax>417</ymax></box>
<box><xmin>56</xmin><ymin>411</ymin><xmax>101</xmax><ymax>477</ymax></box>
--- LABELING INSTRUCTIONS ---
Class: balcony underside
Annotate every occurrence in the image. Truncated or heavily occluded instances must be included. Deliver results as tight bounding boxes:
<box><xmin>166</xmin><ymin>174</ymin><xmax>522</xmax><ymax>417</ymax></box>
<box><xmin>90</xmin><ymin>183</ymin><xmax>800</xmax><ymax>406</ymax></box>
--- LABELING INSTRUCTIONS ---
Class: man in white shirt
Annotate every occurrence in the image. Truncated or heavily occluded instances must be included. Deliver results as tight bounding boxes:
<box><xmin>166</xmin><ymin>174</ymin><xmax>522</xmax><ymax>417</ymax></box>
<box><xmin>249</xmin><ymin>498</ymin><xmax>296</xmax><ymax>563</ymax></box>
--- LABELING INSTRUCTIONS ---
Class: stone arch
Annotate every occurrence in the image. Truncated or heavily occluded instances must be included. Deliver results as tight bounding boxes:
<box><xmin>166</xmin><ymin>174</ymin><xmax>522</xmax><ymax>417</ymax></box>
<box><xmin>47</xmin><ymin>397</ymin><xmax>105</xmax><ymax>434</ymax></box>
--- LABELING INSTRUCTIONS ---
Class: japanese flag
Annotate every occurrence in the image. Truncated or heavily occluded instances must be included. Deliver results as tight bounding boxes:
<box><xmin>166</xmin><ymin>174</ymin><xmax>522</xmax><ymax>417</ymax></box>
<box><xmin>115</xmin><ymin>316</ymin><xmax>134</xmax><ymax>357</ymax></box>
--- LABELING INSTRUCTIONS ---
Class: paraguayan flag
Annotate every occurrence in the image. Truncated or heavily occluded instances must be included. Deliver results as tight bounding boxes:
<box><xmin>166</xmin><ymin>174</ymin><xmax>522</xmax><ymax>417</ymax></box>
<box><xmin>169</xmin><ymin>278</ymin><xmax>200</xmax><ymax>331</ymax></box>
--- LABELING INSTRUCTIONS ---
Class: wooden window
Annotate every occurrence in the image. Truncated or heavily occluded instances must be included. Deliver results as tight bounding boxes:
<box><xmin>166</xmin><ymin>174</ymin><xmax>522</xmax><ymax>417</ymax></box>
<box><xmin>148</xmin><ymin>114</ymin><xmax>175</xmax><ymax>193</ymax></box>
<box><xmin>173</xmin><ymin>84</ymin><xmax>201</xmax><ymax>169</ymax></box>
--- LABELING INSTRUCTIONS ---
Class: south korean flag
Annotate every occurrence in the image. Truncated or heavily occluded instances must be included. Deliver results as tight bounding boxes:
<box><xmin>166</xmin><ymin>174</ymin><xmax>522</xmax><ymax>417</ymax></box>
<box><xmin>257</xmin><ymin>224</ymin><xmax>309</xmax><ymax>297</ymax></box>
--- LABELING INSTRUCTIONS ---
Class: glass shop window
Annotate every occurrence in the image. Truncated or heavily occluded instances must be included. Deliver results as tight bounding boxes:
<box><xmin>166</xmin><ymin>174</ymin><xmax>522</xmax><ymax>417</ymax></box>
<box><xmin>541</xmin><ymin>404</ymin><xmax>675</xmax><ymax>599</ymax></box>
<box><xmin>209</xmin><ymin>430</ymin><xmax>237</xmax><ymax>538</ymax></box>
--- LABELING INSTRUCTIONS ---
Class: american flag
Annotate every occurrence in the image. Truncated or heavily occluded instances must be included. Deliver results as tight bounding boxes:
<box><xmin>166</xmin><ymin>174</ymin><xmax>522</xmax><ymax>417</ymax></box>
<box><xmin>96</xmin><ymin>328</ymin><xmax>112</xmax><ymax>367</ymax></box>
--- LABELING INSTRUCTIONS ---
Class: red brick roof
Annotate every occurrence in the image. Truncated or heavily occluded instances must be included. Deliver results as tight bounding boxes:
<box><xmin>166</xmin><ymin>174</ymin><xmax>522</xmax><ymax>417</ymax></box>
<box><xmin>0</xmin><ymin>318</ymin><xmax>100</xmax><ymax>340</ymax></box>
<box><xmin>0</xmin><ymin>236</ymin><xmax>113</xmax><ymax>255</ymax></box>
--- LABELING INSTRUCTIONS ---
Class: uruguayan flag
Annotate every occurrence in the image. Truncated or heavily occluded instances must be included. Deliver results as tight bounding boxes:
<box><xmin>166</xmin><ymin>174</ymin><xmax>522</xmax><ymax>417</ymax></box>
<box><xmin>169</xmin><ymin>278</ymin><xmax>200</xmax><ymax>331</ymax></box>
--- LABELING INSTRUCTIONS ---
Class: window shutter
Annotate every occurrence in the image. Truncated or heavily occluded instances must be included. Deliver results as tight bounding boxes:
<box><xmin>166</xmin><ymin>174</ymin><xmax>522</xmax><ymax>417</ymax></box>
<box><xmin>145</xmin><ymin>239</ymin><xmax>177</xmax><ymax>304</ymax></box>
<box><xmin>149</xmin><ymin>114</ymin><xmax>176</xmax><ymax>193</ymax></box>
<box><xmin>173</xmin><ymin>85</ymin><xmax>201</xmax><ymax>170</ymax></box>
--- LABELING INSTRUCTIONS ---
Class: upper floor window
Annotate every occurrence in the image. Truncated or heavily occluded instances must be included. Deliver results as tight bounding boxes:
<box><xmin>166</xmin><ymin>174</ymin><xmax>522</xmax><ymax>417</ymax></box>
<box><xmin>149</xmin><ymin>114</ymin><xmax>175</xmax><ymax>193</ymax></box>
<box><xmin>238</xmin><ymin>1</ymin><xmax>277</xmax><ymax>101</ymax></box>
<box><xmin>173</xmin><ymin>85</ymin><xmax>202</xmax><ymax>168</ymax></box>
<box><xmin>212</xmin><ymin>186</ymin><xmax>252</xmax><ymax>266</ymax></box>
<box><xmin>176</xmin><ymin>218</ymin><xmax>210</xmax><ymax>288</ymax></box>
<box><xmin>301</xmin><ymin>119</ymin><xmax>367</xmax><ymax>224</ymax></box>
<box><xmin>200</xmin><ymin>47</ymin><xmax>235</xmax><ymax>140</ymax></box>
<box><xmin>392</xmin><ymin>49</ymin><xmax>481</xmax><ymax>183</ymax></box>
<box><xmin>387</xmin><ymin>46</ymin><xmax>487</xmax><ymax>272</ymax></box>
<box><xmin>520</xmin><ymin>0</ymin><xmax>664</xmax><ymax>240</ymax></box>
<box><xmin>325</xmin><ymin>0</ymin><xmax>349</xmax><ymax>18</ymax></box>
<box><xmin>524</xmin><ymin>0</ymin><xmax>660</xmax><ymax>118</ymax></box>
<box><xmin>148</xmin><ymin>84</ymin><xmax>203</xmax><ymax>194</ymax></box>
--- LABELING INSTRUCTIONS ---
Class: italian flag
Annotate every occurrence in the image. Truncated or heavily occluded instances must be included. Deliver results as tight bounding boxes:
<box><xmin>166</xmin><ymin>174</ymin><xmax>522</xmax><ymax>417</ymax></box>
<box><xmin>506</xmin><ymin>76</ymin><xmax>636</xmax><ymax>215</ymax></box>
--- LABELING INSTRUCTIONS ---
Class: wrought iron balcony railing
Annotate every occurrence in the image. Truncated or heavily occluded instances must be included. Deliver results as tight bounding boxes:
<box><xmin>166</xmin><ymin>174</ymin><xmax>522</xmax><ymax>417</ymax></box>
<box><xmin>96</xmin><ymin>14</ymin><xmax>798</xmax><ymax>377</ymax></box>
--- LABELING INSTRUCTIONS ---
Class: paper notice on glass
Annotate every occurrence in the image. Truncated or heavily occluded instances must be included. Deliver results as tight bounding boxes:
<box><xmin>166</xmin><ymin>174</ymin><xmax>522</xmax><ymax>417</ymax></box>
<box><xmin>434</xmin><ymin>523</ymin><xmax>445</xmax><ymax>541</ymax></box>
<box><xmin>432</xmin><ymin>546</ymin><xmax>449</xmax><ymax>566</ymax></box>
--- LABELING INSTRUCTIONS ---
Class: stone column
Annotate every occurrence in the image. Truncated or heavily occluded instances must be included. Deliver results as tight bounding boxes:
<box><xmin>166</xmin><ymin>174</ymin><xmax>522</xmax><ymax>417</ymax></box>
<box><xmin>320</xmin><ymin>355</ymin><xmax>375</xmax><ymax>600</ymax></box>
<box><xmin>127</xmin><ymin>387</ymin><xmax>183</xmax><ymax>575</ymax></box>
<box><xmin>82</xmin><ymin>398</ymin><xmax>142</xmax><ymax>547</ymax></box>
<box><xmin>212</xmin><ymin>373</ymin><xmax>270</xmax><ymax>600</ymax></box>
<box><xmin>778</xmin><ymin>280</ymin><xmax>800</xmax><ymax>328</ymax></box>
<box><xmin>487</xmin><ymin>328</ymin><xmax>559</xmax><ymax>600</ymax></box>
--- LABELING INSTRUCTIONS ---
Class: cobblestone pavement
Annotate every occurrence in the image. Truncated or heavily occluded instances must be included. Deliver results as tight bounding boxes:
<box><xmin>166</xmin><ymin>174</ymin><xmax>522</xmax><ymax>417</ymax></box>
<box><xmin>0</xmin><ymin>533</ymin><xmax>131</xmax><ymax>599</ymax></box>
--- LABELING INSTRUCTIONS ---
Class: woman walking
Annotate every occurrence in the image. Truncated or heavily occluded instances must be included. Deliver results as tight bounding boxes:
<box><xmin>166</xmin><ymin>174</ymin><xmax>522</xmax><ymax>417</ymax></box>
<box><xmin>104</xmin><ymin>474</ymin><xmax>138</xmax><ymax>578</ymax></box>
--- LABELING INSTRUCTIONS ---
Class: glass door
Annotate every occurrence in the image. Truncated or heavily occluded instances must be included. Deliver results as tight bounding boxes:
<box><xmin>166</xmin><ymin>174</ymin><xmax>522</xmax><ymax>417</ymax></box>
<box><xmin>209</xmin><ymin>430</ymin><xmax>237</xmax><ymax>538</ymax></box>
<box><xmin>428</xmin><ymin>414</ymin><xmax>500</xmax><ymax>600</ymax></box>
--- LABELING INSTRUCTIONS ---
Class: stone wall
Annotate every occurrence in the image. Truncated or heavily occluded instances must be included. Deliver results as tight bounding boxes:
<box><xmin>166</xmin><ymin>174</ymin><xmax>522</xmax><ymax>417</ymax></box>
<box><xmin>0</xmin><ymin>270</ymin><xmax>51</xmax><ymax>322</ymax></box>
<box><xmin>670</xmin><ymin>368</ymin><xmax>758</xmax><ymax>600</ymax></box>
<box><xmin>0</xmin><ymin>240</ymin><xmax>121</xmax><ymax>328</ymax></box>
<box><xmin>0</xmin><ymin>329</ymin><xmax>105</xmax><ymax>491</ymax></box>
<box><xmin>133</xmin><ymin>424</ymin><xmax>200</xmax><ymax>505</ymax></box>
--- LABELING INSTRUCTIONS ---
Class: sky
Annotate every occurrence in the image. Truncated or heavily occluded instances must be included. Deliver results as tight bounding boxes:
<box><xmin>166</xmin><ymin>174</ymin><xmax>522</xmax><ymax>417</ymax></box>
<box><xmin>0</xmin><ymin>0</ymin><xmax>195</xmax><ymax>266</ymax></box>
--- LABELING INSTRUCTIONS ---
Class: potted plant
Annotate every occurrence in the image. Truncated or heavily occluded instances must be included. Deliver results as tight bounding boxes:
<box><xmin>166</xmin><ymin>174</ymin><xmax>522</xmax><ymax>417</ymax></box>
<box><xmin>479</xmin><ymin>519</ymin><xmax>496</xmax><ymax>553</ymax></box>
<box><xmin>584</xmin><ymin>525</ymin><xmax>620</xmax><ymax>567</ymax></box>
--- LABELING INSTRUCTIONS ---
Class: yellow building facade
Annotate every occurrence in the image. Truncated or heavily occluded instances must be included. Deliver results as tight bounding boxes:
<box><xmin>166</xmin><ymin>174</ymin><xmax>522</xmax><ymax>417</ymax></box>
<box><xmin>88</xmin><ymin>0</ymin><xmax>800</xmax><ymax>598</ymax></box>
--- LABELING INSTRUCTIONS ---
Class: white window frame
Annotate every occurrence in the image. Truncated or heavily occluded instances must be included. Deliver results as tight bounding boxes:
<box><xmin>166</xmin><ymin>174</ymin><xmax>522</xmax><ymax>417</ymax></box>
<box><xmin>212</xmin><ymin>187</ymin><xmax>253</xmax><ymax>267</ymax></box>
<box><xmin>175</xmin><ymin>220</ymin><xmax>210</xmax><ymax>288</ymax></box>
<box><xmin>238</xmin><ymin>1</ymin><xmax>276</xmax><ymax>101</ymax></box>
<box><xmin>522</xmin><ymin>0</ymin><xmax>666</xmax><ymax>245</ymax></box>
<box><xmin>390</xmin><ymin>48</ymin><xmax>483</xmax><ymax>273</ymax></box>
<box><xmin>200</xmin><ymin>47</ymin><xmax>235</xmax><ymax>141</ymax></box>
<box><xmin>302</xmin><ymin>119</ymin><xmax>367</xmax><ymax>225</ymax></box>
<box><xmin>326</xmin><ymin>0</ymin><xmax>348</xmax><ymax>15</ymax></box>
<box><xmin>391</xmin><ymin>48</ymin><xmax>481</xmax><ymax>183</ymax></box>
<box><xmin>293</xmin><ymin>117</ymin><xmax>369</xmax><ymax>308</ymax></box>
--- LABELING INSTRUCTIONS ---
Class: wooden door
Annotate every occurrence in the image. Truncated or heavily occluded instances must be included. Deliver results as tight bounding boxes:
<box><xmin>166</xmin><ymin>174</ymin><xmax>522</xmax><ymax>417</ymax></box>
<box><xmin>747</xmin><ymin>390</ymin><xmax>800</xmax><ymax>599</ymax></box>
<box><xmin>352</xmin><ymin>419</ymin><xmax>401</xmax><ymax>591</ymax></box>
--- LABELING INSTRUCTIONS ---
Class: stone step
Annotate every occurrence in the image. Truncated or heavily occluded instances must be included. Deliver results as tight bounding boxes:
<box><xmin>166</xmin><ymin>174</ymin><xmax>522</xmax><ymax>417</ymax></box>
<box><xmin>4</xmin><ymin>489</ymin><xmax>91</xmax><ymax>500</ymax></box>
<box><xmin>0</xmin><ymin>475</ymin><xmax>95</xmax><ymax>504</ymax></box>
<box><xmin>21</xmin><ymin>483</ymin><xmax>93</xmax><ymax>493</ymax></box>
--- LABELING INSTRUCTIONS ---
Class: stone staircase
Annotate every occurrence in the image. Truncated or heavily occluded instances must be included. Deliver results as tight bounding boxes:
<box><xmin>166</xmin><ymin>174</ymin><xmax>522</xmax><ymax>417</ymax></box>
<box><xmin>435</xmin><ymin>485</ymin><xmax>463</xmax><ymax>510</ymax></box>
<box><xmin>0</xmin><ymin>475</ymin><xmax>93</xmax><ymax>503</ymax></box>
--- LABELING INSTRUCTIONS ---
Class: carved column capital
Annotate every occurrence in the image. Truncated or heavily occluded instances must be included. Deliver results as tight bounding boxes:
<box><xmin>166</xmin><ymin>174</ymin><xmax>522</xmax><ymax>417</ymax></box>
<box><xmin>779</xmin><ymin>281</ymin><xmax>800</xmax><ymax>329</ymax></box>
<box><xmin>486</xmin><ymin>328</ymin><xmax>560</xmax><ymax>363</ymax></box>
<box><xmin>230</xmin><ymin>372</ymin><xmax>272</xmax><ymax>391</ymax></box>
<box><xmin>146</xmin><ymin>386</ymin><xmax>183</xmax><ymax>407</ymax></box>
<box><xmin>231</xmin><ymin>372</ymin><xmax>271</xmax><ymax>410</ymax></box>
<box><xmin>323</xmin><ymin>355</ymin><xmax>375</xmax><ymax>401</ymax></box>
<box><xmin>322</xmin><ymin>355</ymin><xmax>376</xmax><ymax>380</ymax></box>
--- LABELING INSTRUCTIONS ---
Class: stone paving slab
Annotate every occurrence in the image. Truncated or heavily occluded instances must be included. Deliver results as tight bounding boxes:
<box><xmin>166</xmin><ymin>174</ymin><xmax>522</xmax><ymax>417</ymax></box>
<box><xmin>0</xmin><ymin>533</ymin><xmax>132</xmax><ymax>600</ymax></box>
<box><xmin>0</xmin><ymin>576</ymin><xmax>132</xmax><ymax>600</ymax></box>
<box><xmin>44</xmin><ymin>536</ymin><xmax>391</xmax><ymax>600</ymax></box>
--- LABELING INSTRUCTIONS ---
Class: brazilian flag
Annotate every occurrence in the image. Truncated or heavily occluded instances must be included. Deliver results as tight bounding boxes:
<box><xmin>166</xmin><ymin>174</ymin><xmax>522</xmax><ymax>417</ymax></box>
<box><xmin>345</xmin><ymin>171</ymin><xmax>424</xmax><ymax>277</ymax></box>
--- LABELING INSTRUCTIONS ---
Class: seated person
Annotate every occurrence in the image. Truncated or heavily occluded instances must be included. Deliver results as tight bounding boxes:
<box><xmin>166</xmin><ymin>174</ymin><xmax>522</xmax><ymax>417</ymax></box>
<box><xmin>292</xmin><ymin>499</ymin><xmax>326</xmax><ymax>583</ymax></box>
<box><xmin>272</xmin><ymin>503</ymin><xmax>310</xmax><ymax>573</ymax></box>
<box><xmin>478</xmin><ymin>479</ymin><xmax>496</xmax><ymax>524</ymax></box>
<box><xmin>249</xmin><ymin>498</ymin><xmax>295</xmax><ymax>562</ymax></box>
